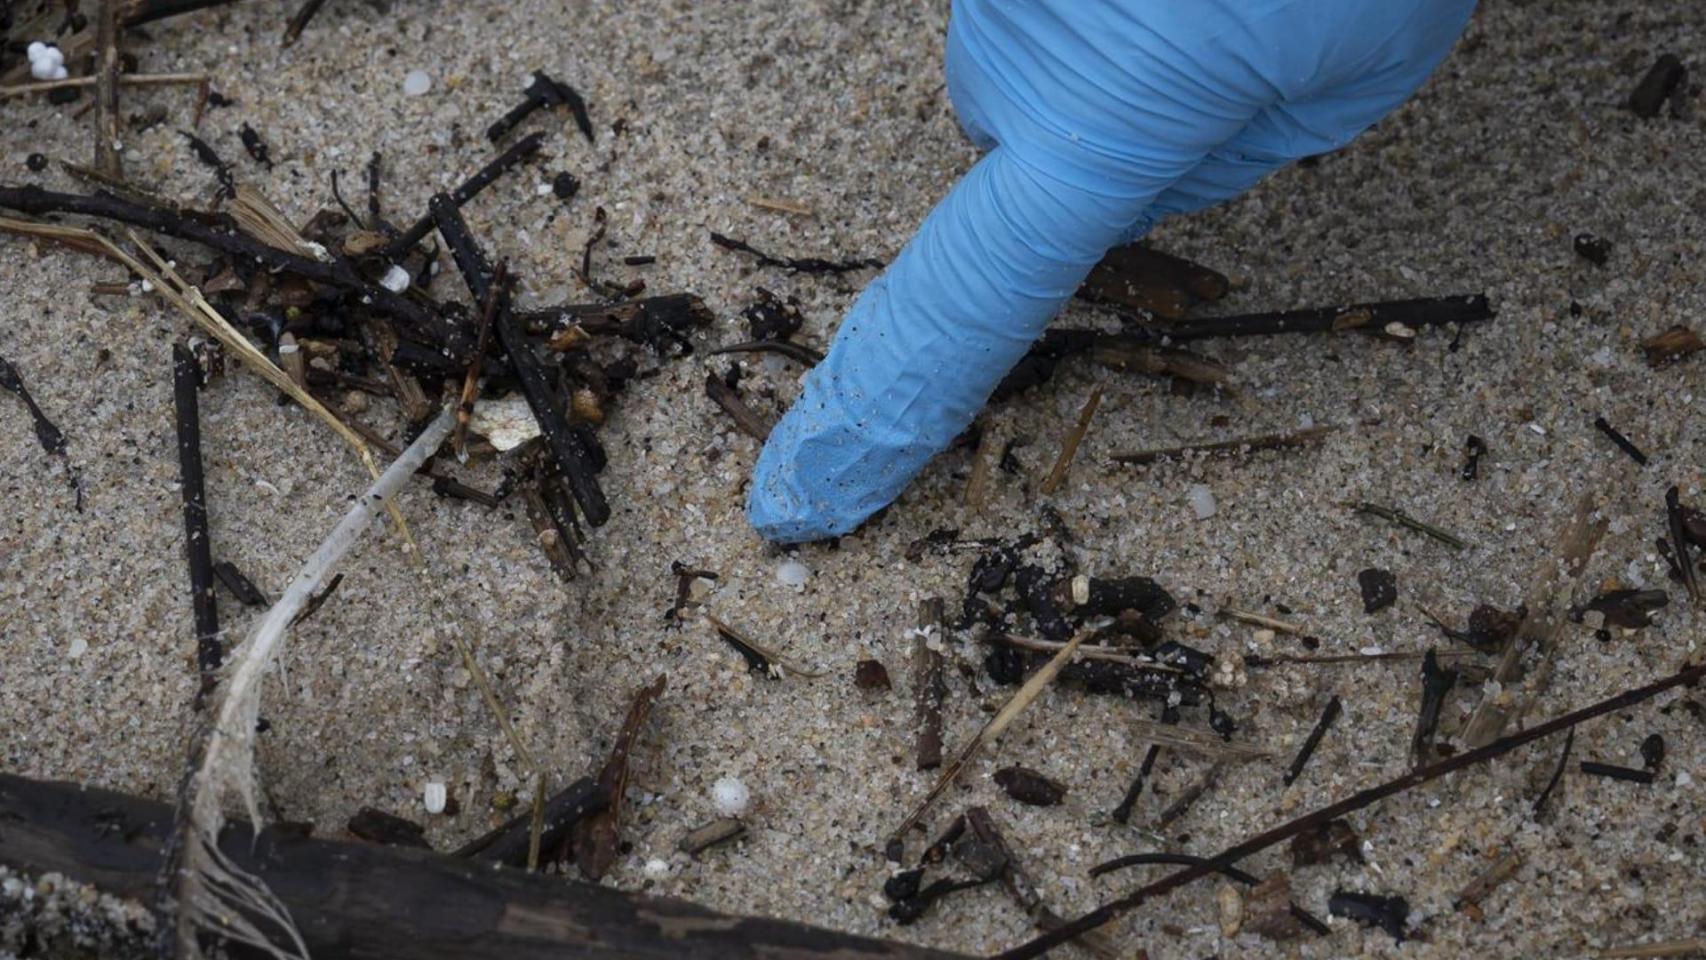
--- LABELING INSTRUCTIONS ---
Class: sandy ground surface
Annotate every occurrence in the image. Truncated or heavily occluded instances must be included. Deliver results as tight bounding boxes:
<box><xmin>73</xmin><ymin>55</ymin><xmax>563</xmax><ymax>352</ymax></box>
<box><xmin>3</xmin><ymin>0</ymin><xmax>1704</xmax><ymax>957</ymax></box>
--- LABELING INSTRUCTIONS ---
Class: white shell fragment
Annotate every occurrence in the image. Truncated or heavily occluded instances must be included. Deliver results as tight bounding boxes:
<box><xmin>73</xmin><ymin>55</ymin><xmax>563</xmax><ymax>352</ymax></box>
<box><xmin>1187</xmin><ymin>484</ymin><xmax>1217</xmax><ymax>520</ymax></box>
<box><xmin>467</xmin><ymin>394</ymin><xmax>541</xmax><ymax>451</ymax></box>
<box><xmin>711</xmin><ymin>776</ymin><xmax>750</xmax><ymax>817</ymax></box>
<box><xmin>643</xmin><ymin>858</ymin><xmax>671</xmax><ymax>878</ymax></box>
<box><xmin>403</xmin><ymin>70</ymin><xmax>432</xmax><ymax>97</ymax></box>
<box><xmin>423</xmin><ymin>781</ymin><xmax>447</xmax><ymax>814</ymax></box>
<box><xmin>776</xmin><ymin>558</ymin><xmax>811</xmax><ymax>589</ymax></box>
<box><xmin>379</xmin><ymin>264</ymin><xmax>412</xmax><ymax>293</ymax></box>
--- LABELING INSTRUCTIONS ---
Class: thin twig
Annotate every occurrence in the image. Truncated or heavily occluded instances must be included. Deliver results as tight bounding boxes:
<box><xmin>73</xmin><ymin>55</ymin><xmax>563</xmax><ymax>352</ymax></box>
<box><xmin>1346</xmin><ymin>501</ymin><xmax>1467</xmax><ymax>550</ymax></box>
<box><xmin>996</xmin><ymin>659</ymin><xmax>1706</xmax><ymax>959</ymax></box>
<box><xmin>453</xmin><ymin>260</ymin><xmax>508</xmax><ymax>461</ymax></box>
<box><xmin>1599</xmin><ymin>939</ymin><xmax>1706</xmax><ymax>959</ymax></box>
<box><xmin>173</xmin><ymin>343</ymin><xmax>220</xmax><ymax>708</ymax></box>
<box><xmin>1112</xmin><ymin>425</ymin><xmax>1334</xmax><ymax>466</ymax></box>
<box><xmin>1038</xmin><ymin>387</ymin><xmax>1101</xmax><ymax>496</ymax></box>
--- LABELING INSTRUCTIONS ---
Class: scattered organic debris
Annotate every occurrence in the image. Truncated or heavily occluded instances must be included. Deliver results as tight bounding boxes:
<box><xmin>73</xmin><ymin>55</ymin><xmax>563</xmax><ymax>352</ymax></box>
<box><xmin>1593</xmin><ymin>416</ymin><xmax>1648</xmax><ymax>466</ymax></box>
<box><xmin>1628</xmin><ymin>54</ymin><xmax>1688</xmax><ymax>118</ymax></box>
<box><xmin>705</xmin><ymin>613</ymin><xmax>821</xmax><ymax>679</ymax></box>
<box><xmin>1156</xmin><ymin>763</ymin><xmax>1222</xmax><ymax>828</ymax></box>
<box><xmin>1641</xmin><ymin>325</ymin><xmax>1703</xmax><ymax>367</ymax></box>
<box><xmin>1663</xmin><ymin>486</ymin><xmax>1700</xmax><ymax>603</ymax></box>
<box><xmin>887</xmin><ymin>631</ymin><xmax>1084</xmax><ymax>861</ymax></box>
<box><xmin>993</xmin><ymin>767</ymin><xmax>1066</xmax><ymax>807</ymax></box>
<box><xmin>1573</xmin><ymin>232</ymin><xmax>1611</xmax><ymax>265</ymax></box>
<box><xmin>1454</xmin><ymin>852</ymin><xmax>1522</xmax><ymax>918</ymax></box>
<box><xmin>1412</xmin><ymin>649</ymin><xmax>1458</xmax><ymax>766</ymax></box>
<box><xmin>854</xmin><ymin>659</ymin><xmax>892</xmax><ymax>691</ymax></box>
<box><xmin>1111</xmin><ymin>425</ymin><xmax>1333</xmax><ymax>466</ymax></box>
<box><xmin>680</xmin><ymin>817</ymin><xmax>746</xmax><ymax>856</ymax></box>
<box><xmin>1641</xmin><ymin>733</ymin><xmax>1665</xmax><ymax>770</ymax></box>
<box><xmin>1328</xmin><ymin>890</ymin><xmax>1410</xmax><ymax>941</ymax></box>
<box><xmin>173</xmin><ymin>343</ymin><xmax>221</xmax><ymax>707</ymax></box>
<box><xmin>1089</xmin><ymin>852</ymin><xmax>1327</xmax><ymax>935</ymax></box>
<box><xmin>996</xmin><ymin>660</ymin><xmax>1706</xmax><ymax>959</ymax></box>
<box><xmin>1155</xmin><ymin>293</ymin><xmax>1492</xmax><ymax>342</ymax></box>
<box><xmin>0</xmin><ymin>350</ymin><xmax>80</xmax><ymax>508</ymax></box>
<box><xmin>1348</xmin><ymin>501</ymin><xmax>1467</xmax><ymax>550</ymax></box>
<box><xmin>1419</xmin><ymin>602</ymin><xmax>1522</xmax><ymax>652</ymax></box>
<box><xmin>1461</xmin><ymin>434</ymin><xmax>1487</xmax><ymax>480</ymax></box>
<box><xmin>572</xmin><ymin>675</ymin><xmax>666</xmax><ymax>880</ymax></box>
<box><xmin>1573</xmin><ymin>589</ymin><xmax>1668</xmax><ymax>629</ymax></box>
<box><xmin>1357</xmin><ymin>568</ymin><xmax>1397</xmax><ymax>614</ymax></box>
<box><xmin>1243</xmin><ymin>873</ymin><xmax>1310</xmax><ymax>941</ymax></box>
<box><xmin>1531</xmin><ymin>728</ymin><xmax>1574</xmax><ymax>817</ymax></box>
<box><xmin>704</xmin><ymin>368</ymin><xmax>772</xmax><ymax>440</ymax></box>
<box><xmin>1283</xmin><ymin>695</ymin><xmax>1341</xmax><ymax>786</ymax></box>
<box><xmin>964</xmin><ymin>807</ymin><xmax>1123</xmax><ymax>959</ymax></box>
<box><xmin>288</xmin><ymin>572</ymin><xmax>344</xmax><ymax>628</ymax></box>
<box><xmin>238</xmin><ymin>122</ymin><xmax>271</xmax><ymax>168</ymax></box>
<box><xmin>1290</xmin><ymin>818</ymin><xmax>1363</xmax><ymax>868</ymax></box>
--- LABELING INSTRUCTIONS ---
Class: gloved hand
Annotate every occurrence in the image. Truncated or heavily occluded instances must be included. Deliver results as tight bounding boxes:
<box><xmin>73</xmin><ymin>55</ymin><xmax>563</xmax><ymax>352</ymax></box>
<box><xmin>748</xmin><ymin>0</ymin><xmax>1476</xmax><ymax>543</ymax></box>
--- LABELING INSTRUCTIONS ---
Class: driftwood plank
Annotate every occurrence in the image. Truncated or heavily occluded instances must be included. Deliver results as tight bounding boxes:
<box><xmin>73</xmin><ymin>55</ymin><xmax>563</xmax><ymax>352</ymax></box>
<box><xmin>0</xmin><ymin>773</ymin><xmax>967</xmax><ymax>960</ymax></box>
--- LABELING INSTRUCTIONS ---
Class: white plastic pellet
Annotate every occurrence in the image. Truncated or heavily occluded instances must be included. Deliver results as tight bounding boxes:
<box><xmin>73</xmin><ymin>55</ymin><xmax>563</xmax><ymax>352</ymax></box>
<box><xmin>776</xmin><ymin>558</ymin><xmax>811</xmax><ymax>589</ymax></box>
<box><xmin>423</xmin><ymin>781</ymin><xmax>447</xmax><ymax>814</ymax></box>
<box><xmin>380</xmin><ymin>264</ymin><xmax>412</xmax><ymax>293</ymax></box>
<box><xmin>403</xmin><ymin>70</ymin><xmax>432</xmax><ymax>97</ymax></box>
<box><xmin>1187</xmin><ymin>484</ymin><xmax>1217</xmax><ymax>520</ymax></box>
<box><xmin>711</xmin><ymin>776</ymin><xmax>749</xmax><ymax>817</ymax></box>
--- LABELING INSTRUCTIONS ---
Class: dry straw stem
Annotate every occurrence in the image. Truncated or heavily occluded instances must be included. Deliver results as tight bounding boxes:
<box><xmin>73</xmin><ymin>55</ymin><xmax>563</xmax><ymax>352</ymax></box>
<box><xmin>1599</xmin><ymin>939</ymin><xmax>1706</xmax><ymax>959</ymax></box>
<box><xmin>174</xmin><ymin>405</ymin><xmax>455</xmax><ymax>960</ymax></box>
<box><xmin>888</xmin><ymin>632</ymin><xmax>1084</xmax><ymax>852</ymax></box>
<box><xmin>1038</xmin><ymin>386</ymin><xmax>1101</xmax><ymax>496</ymax></box>
<box><xmin>0</xmin><ymin>71</ymin><xmax>207</xmax><ymax>98</ymax></box>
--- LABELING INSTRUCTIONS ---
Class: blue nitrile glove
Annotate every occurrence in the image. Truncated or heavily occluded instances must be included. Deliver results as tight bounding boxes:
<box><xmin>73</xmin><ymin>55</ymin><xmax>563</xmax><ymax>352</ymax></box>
<box><xmin>749</xmin><ymin>0</ymin><xmax>1476</xmax><ymax>542</ymax></box>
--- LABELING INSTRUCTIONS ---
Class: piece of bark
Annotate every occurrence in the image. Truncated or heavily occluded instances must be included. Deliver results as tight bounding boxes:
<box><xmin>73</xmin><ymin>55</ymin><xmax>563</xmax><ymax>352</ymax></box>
<box><xmin>1629</xmin><ymin>54</ymin><xmax>1687</xmax><ymax>118</ymax></box>
<box><xmin>679</xmin><ymin>818</ymin><xmax>746</xmax><ymax>856</ymax></box>
<box><xmin>1642</xmin><ymin>325</ymin><xmax>1703</xmax><ymax>367</ymax></box>
<box><xmin>913</xmin><ymin>599</ymin><xmax>946</xmax><ymax>771</ymax></box>
<box><xmin>572</xmin><ymin>676</ymin><xmax>666</xmax><ymax>880</ymax></box>
<box><xmin>1077</xmin><ymin>244</ymin><xmax>1229</xmax><ymax>320</ymax></box>
<box><xmin>452</xmin><ymin>776</ymin><xmax>606</xmax><ymax>868</ymax></box>
<box><xmin>0</xmin><ymin>772</ymin><xmax>964</xmax><ymax>960</ymax></box>
<box><xmin>993</xmin><ymin>767</ymin><xmax>1067</xmax><ymax>807</ymax></box>
<box><xmin>346</xmin><ymin>808</ymin><xmax>431</xmax><ymax>849</ymax></box>
<box><xmin>1242</xmin><ymin>873</ymin><xmax>1306</xmax><ymax>941</ymax></box>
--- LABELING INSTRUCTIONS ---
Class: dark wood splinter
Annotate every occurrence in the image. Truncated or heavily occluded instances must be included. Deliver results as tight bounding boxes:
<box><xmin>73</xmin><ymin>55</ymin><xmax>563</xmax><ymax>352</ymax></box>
<box><xmin>172</xmin><ymin>343</ymin><xmax>221</xmax><ymax>708</ymax></box>
<box><xmin>913</xmin><ymin>598</ymin><xmax>946</xmax><ymax>771</ymax></box>
<box><xmin>1283</xmin><ymin>696</ymin><xmax>1340</xmax><ymax>786</ymax></box>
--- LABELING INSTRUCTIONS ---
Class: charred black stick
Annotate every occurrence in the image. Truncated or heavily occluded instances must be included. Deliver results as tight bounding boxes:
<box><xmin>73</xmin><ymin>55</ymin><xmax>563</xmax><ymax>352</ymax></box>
<box><xmin>1629</xmin><ymin>54</ymin><xmax>1687</xmax><ymax>119</ymax></box>
<box><xmin>709</xmin><ymin>230</ymin><xmax>885</xmax><ymax>275</ymax></box>
<box><xmin>453</xmin><ymin>259</ymin><xmax>508</xmax><ymax>460</ymax></box>
<box><xmin>384</xmin><ymin>132</ymin><xmax>544</xmax><ymax>259</ymax></box>
<box><xmin>1283</xmin><ymin>695</ymin><xmax>1341</xmax><ymax>786</ymax></box>
<box><xmin>173</xmin><ymin>343</ymin><xmax>220</xmax><ymax>708</ymax></box>
<box><xmin>1579</xmin><ymin>761</ymin><xmax>1655</xmax><ymax>785</ymax></box>
<box><xmin>212</xmin><ymin>560</ymin><xmax>267</xmax><ymax>607</ymax></box>
<box><xmin>451</xmin><ymin>776</ymin><xmax>608</xmax><ymax>867</ymax></box>
<box><xmin>430</xmin><ymin>196</ymin><xmax>610</xmax><ymax>526</ymax></box>
<box><xmin>487</xmin><ymin>72</ymin><xmax>594</xmax><ymax>144</ymax></box>
<box><xmin>997</xmin><ymin>660</ymin><xmax>1706</xmax><ymax>960</ymax></box>
<box><xmin>1593</xmin><ymin>417</ymin><xmax>1648</xmax><ymax>466</ymax></box>
<box><xmin>1160</xmin><ymin>294</ymin><xmax>1492</xmax><ymax>341</ymax></box>
<box><xmin>0</xmin><ymin>185</ymin><xmax>462</xmax><ymax>356</ymax></box>
<box><xmin>1665</xmin><ymin>486</ymin><xmax>1700</xmax><ymax>604</ymax></box>
<box><xmin>1110</xmin><ymin>744</ymin><xmax>1160</xmax><ymax>824</ymax></box>
<box><xmin>0</xmin><ymin>351</ymin><xmax>67</xmax><ymax>457</ymax></box>
<box><xmin>1531</xmin><ymin>728</ymin><xmax>1573</xmax><ymax>817</ymax></box>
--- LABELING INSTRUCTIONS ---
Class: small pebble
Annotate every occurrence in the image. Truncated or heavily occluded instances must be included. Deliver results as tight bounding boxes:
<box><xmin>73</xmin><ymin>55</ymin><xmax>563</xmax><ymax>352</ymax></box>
<box><xmin>1187</xmin><ymin>484</ymin><xmax>1217</xmax><ymax>520</ymax></box>
<box><xmin>26</xmin><ymin>153</ymin><xmax>48</xmax><ymax>173</ymax></box>
<box><xmin>712</xmin><ymin>776</ymin><xmax>750</xmax><ymax>817</ymax></box>
<box><xmin>776</xmin><ymin>557</ymin><xmax>811</xmax><ymax>588</ymax></box>
<box><xmin>423</xmin><ymin>781</ymin><xmax>447</xmax><ymax>814</ymax></box>
<box><xmin>67</xmin><ymin>636</ymin><xmax>88</xmax><ymax>659</ymax></box>
<box><xmin>379</xmin><ymin>264</ymin><xmax>411</xmax><ymax>293</ymax></box>
<box><xmin>402</xmin><ymin>70</ymin><xmax>432</xmax><ymax>97</ymax></box>
<box><xmin>552</xmin><ymin>172</ymin><xmax>581</xmax><ymax>201</ymax></box>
